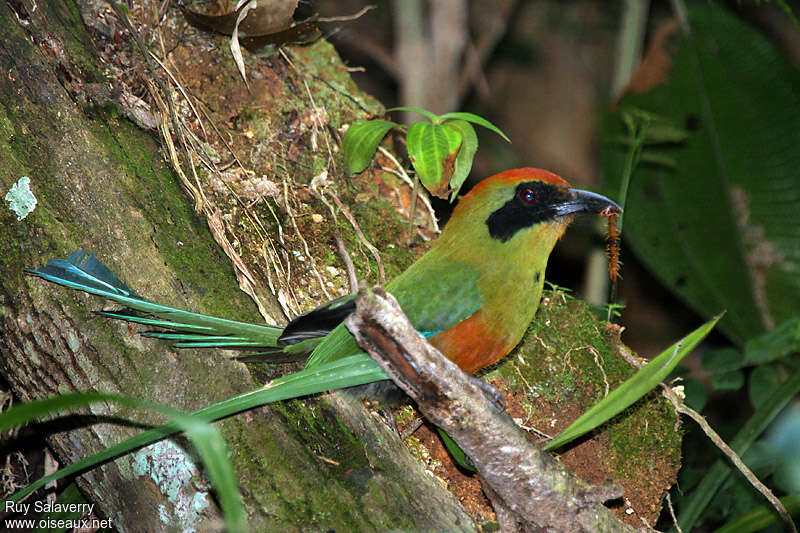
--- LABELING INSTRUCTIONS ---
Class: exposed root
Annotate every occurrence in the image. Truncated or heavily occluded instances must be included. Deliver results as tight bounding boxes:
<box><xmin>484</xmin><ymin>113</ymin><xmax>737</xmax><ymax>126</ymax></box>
<box><xmin>327</xmin><ymin>190</ymin><xmax>386</xmax><ymax>284</ymax></box>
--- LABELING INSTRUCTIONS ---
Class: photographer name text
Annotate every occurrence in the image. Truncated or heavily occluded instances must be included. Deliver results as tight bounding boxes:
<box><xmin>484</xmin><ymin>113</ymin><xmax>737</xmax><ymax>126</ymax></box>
<box><xmin>5</xmin><ymin>499</ymin><xmax>95</xmax><ymax>515</ymax></box>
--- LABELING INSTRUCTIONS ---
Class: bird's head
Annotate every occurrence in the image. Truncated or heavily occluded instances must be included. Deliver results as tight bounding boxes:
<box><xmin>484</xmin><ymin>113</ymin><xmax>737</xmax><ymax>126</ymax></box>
<box><xmin>438</xmin><ymin>168</ymin><xmax>621</xmax><ymax>258</ymax></box>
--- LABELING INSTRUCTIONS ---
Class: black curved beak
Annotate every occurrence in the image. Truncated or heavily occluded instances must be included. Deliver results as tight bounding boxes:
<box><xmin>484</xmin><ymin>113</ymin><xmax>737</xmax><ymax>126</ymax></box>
<box><xmin>554</xmin><ymin>189</ymin><xmax>622</xmax><ymax>218</ymax></box>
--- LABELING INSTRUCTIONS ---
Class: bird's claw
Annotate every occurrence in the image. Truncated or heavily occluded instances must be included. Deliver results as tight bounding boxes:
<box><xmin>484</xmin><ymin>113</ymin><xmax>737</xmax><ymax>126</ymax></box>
<box><xmin>476</xmin><ymin>378</ymin><xmax>506</xmax><ymax>413</ymax></box>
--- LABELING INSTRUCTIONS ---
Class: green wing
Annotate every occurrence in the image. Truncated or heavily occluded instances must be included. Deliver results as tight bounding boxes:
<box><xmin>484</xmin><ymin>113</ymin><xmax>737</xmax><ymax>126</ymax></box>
<box><xmin>391</xmin><ymin>259</ymin><xmax>482</xmax><ymax>336</ymax></box>
<box><xmin>305</xmin><ymin>260</ymin><xmax>482</xmax><ymax>369</ymax></box>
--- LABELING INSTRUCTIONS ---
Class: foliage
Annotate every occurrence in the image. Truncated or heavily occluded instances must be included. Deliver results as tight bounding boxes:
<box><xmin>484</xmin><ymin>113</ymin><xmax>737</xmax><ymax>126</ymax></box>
<box><xmin>601</xmin><ymin>5</ymin><xmax>800</xmax><ymax>346</ymax></box>
<box><xmin>715</xmin><ymin>494</ymin><xmax>800</xmax><ymax>533</ymax></box>
<box><xmin>600</xmin><ymin>4</ymin><xmax>800</xmax><ymax>530</ymax></box>
<box><xmin>13</xmin><ymin>249</ymin><xmax>715</xmax><ymax>529</ymax></box>
<box><xmin>342</xmin><ymin>107</ymin><xmax>509</xmax><ymax>201</ymax></box>
<box><xmin>2</xmin><ymin>355</ymin><xmax>387</xmax><ymax>511</ymax></box>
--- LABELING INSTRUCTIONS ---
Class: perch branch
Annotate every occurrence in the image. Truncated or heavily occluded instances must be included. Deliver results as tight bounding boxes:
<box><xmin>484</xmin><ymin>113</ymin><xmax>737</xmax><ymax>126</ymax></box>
<box><xmin>345</xmin><ymin>286</ymin><xmax>634</xmax><ymax>533</ymax></box>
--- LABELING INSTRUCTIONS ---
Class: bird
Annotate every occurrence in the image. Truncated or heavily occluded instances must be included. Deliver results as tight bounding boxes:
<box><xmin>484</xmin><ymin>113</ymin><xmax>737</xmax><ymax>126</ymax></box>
<box><xmin>27</xmin><ymin>168</ymin><xmax>620</xmax><ymax>384</ymax></box>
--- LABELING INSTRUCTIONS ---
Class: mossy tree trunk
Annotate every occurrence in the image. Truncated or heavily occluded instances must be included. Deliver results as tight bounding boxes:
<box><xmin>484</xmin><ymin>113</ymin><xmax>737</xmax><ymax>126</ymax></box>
<box><xmin>0</xmin><ymin>1</ymin><xmax>473</xmax><ymax>531</ymax></box>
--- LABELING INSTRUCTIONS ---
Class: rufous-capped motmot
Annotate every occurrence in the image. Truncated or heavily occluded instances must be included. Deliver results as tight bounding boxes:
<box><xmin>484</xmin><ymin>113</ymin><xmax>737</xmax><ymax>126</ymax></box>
<box><xmin>27</xmin><ymin>168</ymin><xmax>620</xmax><ymax>382</ymax></box>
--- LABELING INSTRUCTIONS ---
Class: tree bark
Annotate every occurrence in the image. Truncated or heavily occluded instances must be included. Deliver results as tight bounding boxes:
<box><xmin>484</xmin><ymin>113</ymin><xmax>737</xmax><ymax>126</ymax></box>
<box><xmin>0</xmin><ymin>1</ymin><xmax>472</xmax><ymax>531</ymax></box>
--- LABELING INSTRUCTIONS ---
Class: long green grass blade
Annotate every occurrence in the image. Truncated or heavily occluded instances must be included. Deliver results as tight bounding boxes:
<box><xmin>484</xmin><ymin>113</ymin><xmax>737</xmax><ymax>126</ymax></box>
<box><xmin>714</xmin><ymin>493</ymin><xmax>800</xmax><ymax>533</ymax></box>
<box><xmin>544</xmin><ymin>315</ymin><xmax>720</xmax><ymax>451</ymax></box>
<box><xmin>437</xmin><ymin>427</ymin><xmax>476</xmax><ymax>472</ymax></box>
<box><xmin>6</xmin><ymin>355</ymin><xmax>386</xmax><ymax>512</ymax></box>
<box><xmin>673</xmin><ymin>370</ymin><xmax>800</xmax><ymax>532</ymax></box>
<box><xmin>0</xmin><ymin>392</ymin><xmax>246</xmax><ymax>533</ymax></box>
<box><xmin>180</xmin><ymin>417</ymin><xmax>245</xmax><ymax>533</ymax></box>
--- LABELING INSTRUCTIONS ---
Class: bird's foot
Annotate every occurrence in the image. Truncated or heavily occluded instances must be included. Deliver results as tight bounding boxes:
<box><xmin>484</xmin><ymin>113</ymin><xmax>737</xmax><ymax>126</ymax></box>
<box><xmin>475</xmin><ymin>378</ymin><xmax>506</xmax><ymax>413</ymax></box>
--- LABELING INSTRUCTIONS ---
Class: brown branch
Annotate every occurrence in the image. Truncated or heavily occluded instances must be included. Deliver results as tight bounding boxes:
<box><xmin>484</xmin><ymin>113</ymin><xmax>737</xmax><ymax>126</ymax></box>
<box><xmin>345</xmin><ymin>286</ymin><xmax>635</xmax><ymax>533</ymax></box>
<box><xmin>317</xmin><ymin>5</ymin><xmax>376</xmax><ymax>23</ymax></box>
<box><xmin>334</xmin><ymin>232</ymin><xmax>358</xmax><ymax>293</ymax></box>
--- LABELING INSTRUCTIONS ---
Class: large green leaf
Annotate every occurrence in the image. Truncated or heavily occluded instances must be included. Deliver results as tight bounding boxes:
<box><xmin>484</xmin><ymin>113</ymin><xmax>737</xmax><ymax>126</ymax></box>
<box><xmin>406</xmin><ymin>121</ymin><xmax>462</xmax><ymax>197</ymax></box>
<box><xmin>600</xmin><ymin>5</ymin><xmax>800</xmax><ymax>344</ymax></box>
<box><xmin>342</xmin><ymin>119</ymin><xmax>398</xmax><ymax>175</ymax></box>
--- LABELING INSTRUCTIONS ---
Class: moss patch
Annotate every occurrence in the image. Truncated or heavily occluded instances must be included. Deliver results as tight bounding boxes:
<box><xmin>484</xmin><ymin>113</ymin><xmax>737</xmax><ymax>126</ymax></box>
<box><xmin>488</xmin><ymin>289</ymin><xmax>682</xmax><ymax>526</ymax></box>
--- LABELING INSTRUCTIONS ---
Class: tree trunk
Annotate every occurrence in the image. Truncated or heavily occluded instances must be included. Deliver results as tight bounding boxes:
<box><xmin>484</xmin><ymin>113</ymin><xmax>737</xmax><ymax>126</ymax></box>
<box><xmin>0</xmin><ymin>1</ymin><xmax>472</xmax><ymax>531</ymax></box>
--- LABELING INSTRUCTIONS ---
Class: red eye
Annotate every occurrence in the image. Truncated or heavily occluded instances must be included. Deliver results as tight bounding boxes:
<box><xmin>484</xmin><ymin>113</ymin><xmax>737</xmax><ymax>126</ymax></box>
<box><xmin>519</xmin><ymin>188</ymin><xmax>536</xmax><ymax>204</ymax></box>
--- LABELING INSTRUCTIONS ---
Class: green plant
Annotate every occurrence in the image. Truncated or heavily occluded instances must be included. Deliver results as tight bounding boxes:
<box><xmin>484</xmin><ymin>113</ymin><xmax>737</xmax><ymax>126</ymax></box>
<box><xmin>2</xmin><ymin>355</ymin><xmax>386</xmax><ymax>509</ymax></box>
<box><xmin>601</xmin><ymin>4</ymin><xmax>800</xmax><ymax>531</ymax></box>
<box><xmin>544</xmin><ymin>315</ymin><xmax>719</xmax><ymax>451</ymax></box>
<box><xmin>342</xmin><ymin>107</ymin><xmax>510</xmax><ymax>201</ymax></box>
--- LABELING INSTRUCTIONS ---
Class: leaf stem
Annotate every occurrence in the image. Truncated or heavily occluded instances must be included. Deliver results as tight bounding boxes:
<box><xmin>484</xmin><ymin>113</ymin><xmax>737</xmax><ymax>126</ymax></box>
<box><xmin>407</xmin><ymin>174</ymin><xmax>420</xmax><ymax>245</ymax></box>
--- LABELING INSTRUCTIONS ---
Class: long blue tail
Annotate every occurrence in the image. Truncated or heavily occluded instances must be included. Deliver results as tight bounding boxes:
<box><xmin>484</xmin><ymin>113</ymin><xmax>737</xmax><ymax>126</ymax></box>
<box><xmin>26</xmin><ymin>250</ymin><xmax>293</xmax><ymax>357</ymax></box>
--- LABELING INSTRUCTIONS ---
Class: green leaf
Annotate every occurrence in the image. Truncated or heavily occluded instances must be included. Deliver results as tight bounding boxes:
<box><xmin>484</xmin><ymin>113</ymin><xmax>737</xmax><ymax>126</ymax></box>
<box><xmin>600</xmin><ymin>5</ymin><xmax>800</xmax><ymax>344</ymax></box>
<box><xmin>437</xmin><ymin>427</ymin><xmax>476</xmax><ymax>472</ymax></box>
<box><xmin>745</xmin><ymin>316</ymin><xmax>800</xmax><ymax>366</ymax></box>
<box><xmin>386</xmin><ymin>106</ymin><xmax>439</xmax><ymax>122</ymax></box>
<box><xmin>748</xmin><ymin>364</ymin><xmax>781</xmax><ymax>409</ymax></box>
<box><xmin>342</xmin><ymin>120</ymin><xmax>398</xmax><ymax>175</ymax></box>
<box><xmin>406</xmin><ymin>121</ymin><xmax>462</xmax><ymax>197</ymax></box>
<box><xmin>0</xmin><ymin>392</ymin><xmax>246</xmax><ymax>533</ymax></box>
<box><xmin>674</xmin><ymin>370</ymin><xmax>800</xmax><ymax>532</ymax></box>
<box><xmin>7</xmin><ymin>354</ymin><xmax>386</xmax><ymax>519</ymax></box>
<box><xmin>702</xmin><ymin>347</ymin><xmax>745</xmax><ymax>373</ymax></box>
<box><xmin>709</xmin><ymin>369</ymin><xmax>745</xmax><ymax>392</ymax></box>
<box><xmin>698</xmin><ymin>318</ymin><xmax>800</xmax><ymax>376</ymax></box>
<box><xmin>544</xmin><ymin>315</ymin><xmax>720</xmax><ymax>451</ymax></box>
<box><xmin>714</xmin><ymin>493</ymin><xmax>800</xmax><ymax>533</ymax></box>
<box><xmin>441</xmin><ymin>120</ymin><xmax>478</xmax><ymax>202</ymax></box>
<box><xmin>438</xmin><ymin>112</ymin><xmax>511</xmax><ymax>142</ymax></box>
